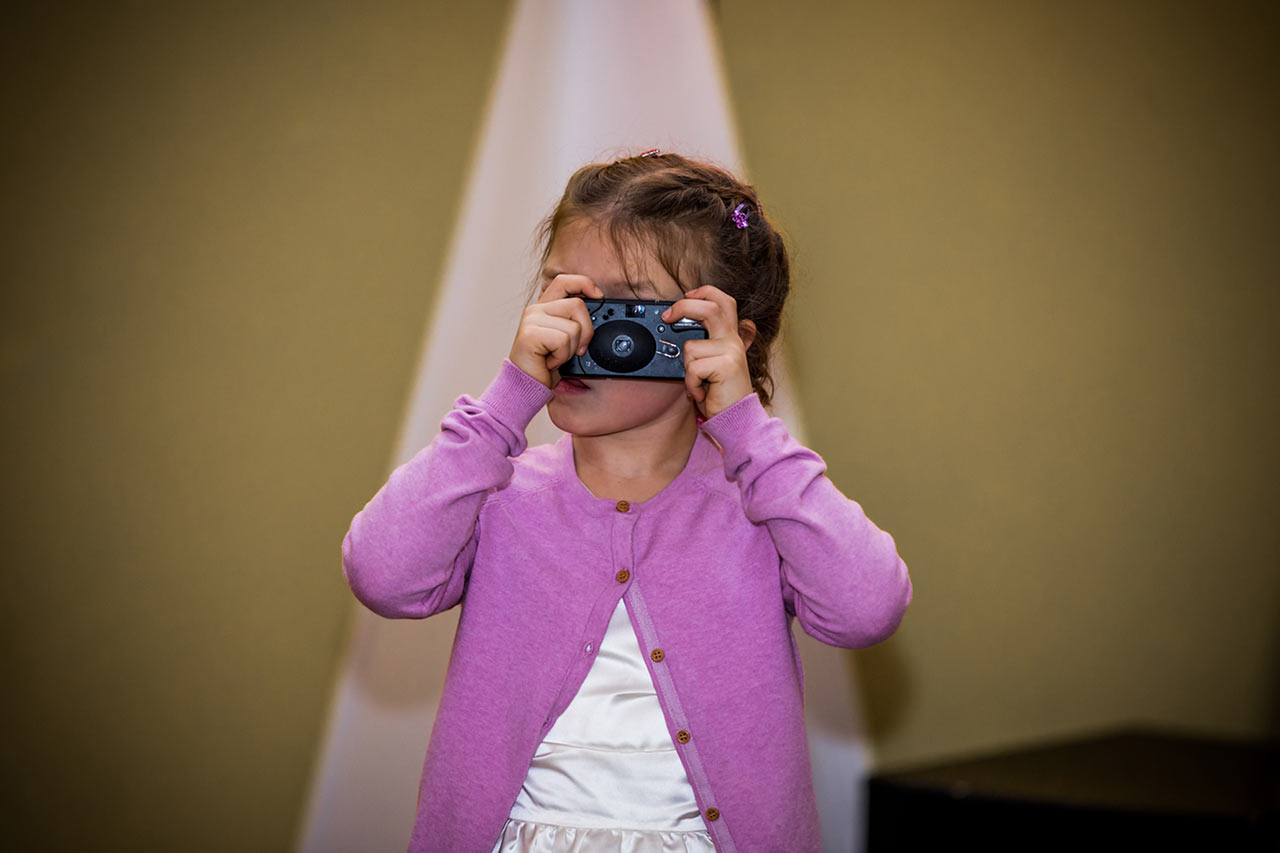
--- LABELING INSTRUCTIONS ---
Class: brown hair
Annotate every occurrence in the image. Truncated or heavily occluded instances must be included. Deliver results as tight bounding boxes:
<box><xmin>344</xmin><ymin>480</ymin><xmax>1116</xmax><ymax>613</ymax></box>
<box><xmin>537</xmin><ymin>152</ymin><xmax>791</xmax><ymax>406</ymax></box>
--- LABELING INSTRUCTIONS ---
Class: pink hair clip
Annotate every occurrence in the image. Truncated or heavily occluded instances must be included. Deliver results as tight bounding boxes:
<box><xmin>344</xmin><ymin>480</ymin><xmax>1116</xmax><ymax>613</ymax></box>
<box><xmin>640</xmin><ymin>148</ymin><xmax>662</xmax><ymax>157</ymax></box>
<box><xmin>731</xmin><ymin>203</ymin><xmax>750</xmax><ymax>229</ymax></box>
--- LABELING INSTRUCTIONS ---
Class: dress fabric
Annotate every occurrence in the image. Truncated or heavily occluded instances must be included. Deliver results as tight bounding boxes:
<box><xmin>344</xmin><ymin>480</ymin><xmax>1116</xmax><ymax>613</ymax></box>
<box><xmin>492</xmin><ymin>600</ymin><xmax>715</xmax><ymax>852</ymax></box>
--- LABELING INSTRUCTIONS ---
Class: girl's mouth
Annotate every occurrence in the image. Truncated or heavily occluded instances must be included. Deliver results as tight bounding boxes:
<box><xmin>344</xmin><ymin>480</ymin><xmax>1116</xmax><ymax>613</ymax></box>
<box><xmin>555</xmin><ymin>376</ymin><xmax>589</xmax><ymax>394</ymax></box>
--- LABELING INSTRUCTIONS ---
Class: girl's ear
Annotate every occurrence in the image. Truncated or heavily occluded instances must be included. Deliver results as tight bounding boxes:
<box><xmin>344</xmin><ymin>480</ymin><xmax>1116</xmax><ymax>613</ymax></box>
<box><xmin>738</xmin><ymin>318</ymin><xmax>757</xmax><ymax>352</ymax></box>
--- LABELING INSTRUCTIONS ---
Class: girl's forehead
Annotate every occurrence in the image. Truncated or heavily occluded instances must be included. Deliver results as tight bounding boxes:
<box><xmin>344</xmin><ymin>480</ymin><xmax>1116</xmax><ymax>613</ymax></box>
<box><xmin>545</xmin><ymin>219</ymin><xmax>683</xmax><ymax>298</ymax></box>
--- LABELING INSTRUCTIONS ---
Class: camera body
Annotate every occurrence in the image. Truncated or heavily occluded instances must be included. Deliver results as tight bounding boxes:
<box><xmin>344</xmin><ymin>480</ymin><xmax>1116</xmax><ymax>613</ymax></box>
<box><xmin>558</xmin><ymin>298</ymin><xmax>707</xmax><ymax>380</ymax></box>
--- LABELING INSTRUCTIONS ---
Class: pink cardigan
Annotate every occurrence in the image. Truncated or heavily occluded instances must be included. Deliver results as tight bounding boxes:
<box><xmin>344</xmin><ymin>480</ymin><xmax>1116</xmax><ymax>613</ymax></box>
<box><xmin>342</xmin><ymin>360</ymin><xmax>912</xmax><ymax>852</ymax></box>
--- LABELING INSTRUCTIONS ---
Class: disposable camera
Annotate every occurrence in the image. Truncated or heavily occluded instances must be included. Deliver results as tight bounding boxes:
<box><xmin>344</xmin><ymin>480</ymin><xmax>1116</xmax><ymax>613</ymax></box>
<box><xmin>558</xmin><ymin>299</ymin><xmax>707</xmax><ymax>380</ymax></box>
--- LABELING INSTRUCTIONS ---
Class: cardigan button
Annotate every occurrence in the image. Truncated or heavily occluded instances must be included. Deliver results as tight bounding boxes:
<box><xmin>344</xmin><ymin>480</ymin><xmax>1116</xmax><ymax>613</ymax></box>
<box><xmin>615</xmin><ymin>500</ymin><xmax>630</xmax><ymax>512</ymax></box>
<box><xmin>650</xmin><ymin>648</ymin><xmax>664</xmax><ymax>663</ymax></box>
<box><xmin>615</xmin><ymin>569</ymin><xmax>630</xmax><ymax>583</ymax></box>
<box><xmin>705</xmin><ymin>807</ymin><xmax>720</xmax><ymax>821</ymax></box>
<box><xmin>676</xmin><ymin>729</ymin><xmax>691</xmax><ymax>744</ymax></box>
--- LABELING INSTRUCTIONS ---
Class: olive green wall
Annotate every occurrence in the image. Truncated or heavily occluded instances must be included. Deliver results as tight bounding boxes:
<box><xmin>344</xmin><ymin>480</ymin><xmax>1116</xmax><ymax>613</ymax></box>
<box><xmin>719</xmin><ymin>0</ymin><xmax>1280</xmax><ymax>767</ymax></box>
<box><xmin>2</xmin><ymin>3</ymin><xmax>510</xmax><ymax>850</ymax></box>
<box><xmin>730</xmin><ymin>0</ymin><xmax>1280</xmax><ymax>766</ymax></box>
<box><xmin>3</xmin><ymin>1</ymin><xmax>1276</xmax><ymax>850</ymax></box>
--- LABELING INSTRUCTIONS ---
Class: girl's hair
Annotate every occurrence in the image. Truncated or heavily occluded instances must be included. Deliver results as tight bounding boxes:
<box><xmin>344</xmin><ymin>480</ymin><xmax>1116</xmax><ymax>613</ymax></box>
<box><xmin>537</xmin><ymin>152</ymin><xmax>791</xmax><ymax>406</ymax></box>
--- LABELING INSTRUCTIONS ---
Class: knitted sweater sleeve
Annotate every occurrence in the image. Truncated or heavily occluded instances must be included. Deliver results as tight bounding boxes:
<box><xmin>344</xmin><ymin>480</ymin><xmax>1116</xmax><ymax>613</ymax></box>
<box><xmin>700</xmin><ymin>393</ymin><xmax>912</xmax><ymax>649</ymax></box>
<box><xmin>341</xmin><ymin>360</ymin><xmax>554</xmax><ymax>619</ymax></box>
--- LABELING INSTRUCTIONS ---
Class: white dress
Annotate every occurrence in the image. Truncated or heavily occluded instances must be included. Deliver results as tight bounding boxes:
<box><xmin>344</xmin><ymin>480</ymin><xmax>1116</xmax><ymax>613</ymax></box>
<box><xmin>491</xmin><ymin>601</ymin><xmax>716</xmax><ymax>852</ymax></box>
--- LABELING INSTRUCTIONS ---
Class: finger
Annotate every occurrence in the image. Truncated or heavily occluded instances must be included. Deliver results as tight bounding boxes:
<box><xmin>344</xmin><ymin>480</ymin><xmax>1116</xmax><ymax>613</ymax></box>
<box><xmin>678</xmin><ymin>285</ymin><xmax>737</xmax><ymax>318</ymax></box>
<box><xmin>685</xmin><ymin>371</ymin><xmax>706</xmax><ymax>404</ymax></box>
<box><xmin>540</xmin><ymin>273</ymin><xmax>605</xmax><ymax>303</ymax></box>
<box><xmin>661</xmin><ymin>291</ymin><xmax>738</xmax><ymax>339</ymax></box>
<box><xmin>683</xmin><ymin>284</ymin><xmax>733</xmax><ymax>305</ymax></box>
<box><xmin>531</xmin><ymin>314</ymin><xmax>585</xmax><ymax>367</ymax></box>
<box><xmin>539</xmin><ymin>297</ymin><xmax>596</xmax><ymax>355</ymax></box>
<box><xmin>684</xmin><ymin>340</ymin><xmax>744</xmax><ymax>382</ymax></box>
<box><xmin>533</xmin><ymin>327</ymin><xmax>580</xmax><ymax>371</ymax></box>
<box><xmin>683</xmin><ymin>351</ymin><xmax>711</xmax><ymax>402</ymax></box>
<box><xmin>679</xmin><ymin>338</ymin><xmax>725</xmax><ymax>361</ymax></box>
<box><xmin>685</xmin><ymin>346</ymin><xmax>754</xmax><ymax>416</ymax></box>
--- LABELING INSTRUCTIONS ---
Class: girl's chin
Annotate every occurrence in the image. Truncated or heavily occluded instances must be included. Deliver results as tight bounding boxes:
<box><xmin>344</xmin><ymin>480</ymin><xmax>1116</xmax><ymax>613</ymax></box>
<box><xmin>546</xmin><ymin>404</ymin><xmax>595</xmax><ymax>436</ymax></box>
<box><xmin>548</xmin><ymin>391</ymin><xmax>698</xmax><ymax>438</ymax></box>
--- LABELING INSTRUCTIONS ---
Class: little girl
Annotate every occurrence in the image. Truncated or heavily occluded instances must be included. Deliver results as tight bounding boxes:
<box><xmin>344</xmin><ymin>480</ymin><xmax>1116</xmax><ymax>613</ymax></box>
<box><xmin>343</xmin><ymin>153</ymin><xmax>912</xmax><ymax>853</ymax></box>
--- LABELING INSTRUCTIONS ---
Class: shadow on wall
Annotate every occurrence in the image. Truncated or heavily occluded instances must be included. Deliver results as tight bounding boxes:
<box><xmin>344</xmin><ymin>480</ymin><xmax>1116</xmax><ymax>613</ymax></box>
<box><xmin>854</xmin><ymin>636</ymin><xmax>913</xmax><ymax>748</ymax></box>
<box><xmin>853</xmin><ymin>606</ymin><xmax>1280</xmax><ymax>765</ymax></box>
<box><xmin>1270</xmin><ymin>601</ymin><xmax>1280</xmax><ymax>741</ymax></box>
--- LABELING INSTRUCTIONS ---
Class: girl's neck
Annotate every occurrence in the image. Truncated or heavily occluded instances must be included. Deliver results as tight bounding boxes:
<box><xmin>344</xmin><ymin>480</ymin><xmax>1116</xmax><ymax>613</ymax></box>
<box><xmin>571</xmin><ymin>408</ymin><xmax>700</xmax><ymax>504</ymax></box>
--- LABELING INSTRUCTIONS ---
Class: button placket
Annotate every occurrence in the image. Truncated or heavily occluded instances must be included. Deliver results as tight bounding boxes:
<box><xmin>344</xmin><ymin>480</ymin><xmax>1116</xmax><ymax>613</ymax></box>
<box><xmin>610</xmin><ymin>500</ymin><xmax>636</xmax><ymax>588</ymax></box>
<box><xmin>623</xmin><ymin>584</ymin><xmax>735</xmax><ymax>851</ymax></box>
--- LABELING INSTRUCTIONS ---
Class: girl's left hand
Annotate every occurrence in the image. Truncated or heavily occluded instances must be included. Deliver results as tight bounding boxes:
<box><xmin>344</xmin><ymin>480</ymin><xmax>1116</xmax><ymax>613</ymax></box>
<box><xmin>662</xmin><ymin>285</ymin><xmax>757</xmax><ymax>419</ymax></box>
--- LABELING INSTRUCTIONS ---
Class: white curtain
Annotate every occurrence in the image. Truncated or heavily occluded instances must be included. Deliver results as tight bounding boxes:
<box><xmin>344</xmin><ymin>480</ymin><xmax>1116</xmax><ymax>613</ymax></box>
<box><xmin>299</xmin><ymin>2</ymin><xmax>870</xmax><ymax>850</ymax></box>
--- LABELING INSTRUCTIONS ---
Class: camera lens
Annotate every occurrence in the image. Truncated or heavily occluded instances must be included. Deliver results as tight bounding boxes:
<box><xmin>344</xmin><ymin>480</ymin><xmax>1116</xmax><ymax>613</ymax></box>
<box><xmin>588</xmin><ymin>320</ymin><xmax>655</xmax><ymax>373</ymax></box>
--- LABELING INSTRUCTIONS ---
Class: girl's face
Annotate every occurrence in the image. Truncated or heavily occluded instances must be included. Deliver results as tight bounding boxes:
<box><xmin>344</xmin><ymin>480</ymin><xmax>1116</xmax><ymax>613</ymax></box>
<box><xmin>540</xmin><ymin>217</ymin><xmax>696</xmax><ymax>439</ymax></box>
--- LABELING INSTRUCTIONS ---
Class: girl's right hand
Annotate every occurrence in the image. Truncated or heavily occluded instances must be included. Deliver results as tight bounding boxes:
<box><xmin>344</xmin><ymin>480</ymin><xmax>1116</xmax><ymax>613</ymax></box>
<box><xmin>508</xmin><ymin>274</ymin><xmax>604</xmax><ymax>388</ymax></box>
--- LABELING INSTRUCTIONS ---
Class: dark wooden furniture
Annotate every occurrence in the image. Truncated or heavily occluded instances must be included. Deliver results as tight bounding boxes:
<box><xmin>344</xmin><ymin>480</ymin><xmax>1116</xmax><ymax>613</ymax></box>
<box><xmin>867</xmin><ymin>727</ymin><xmax>1278</xmax><ymax>852</ymax></box>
